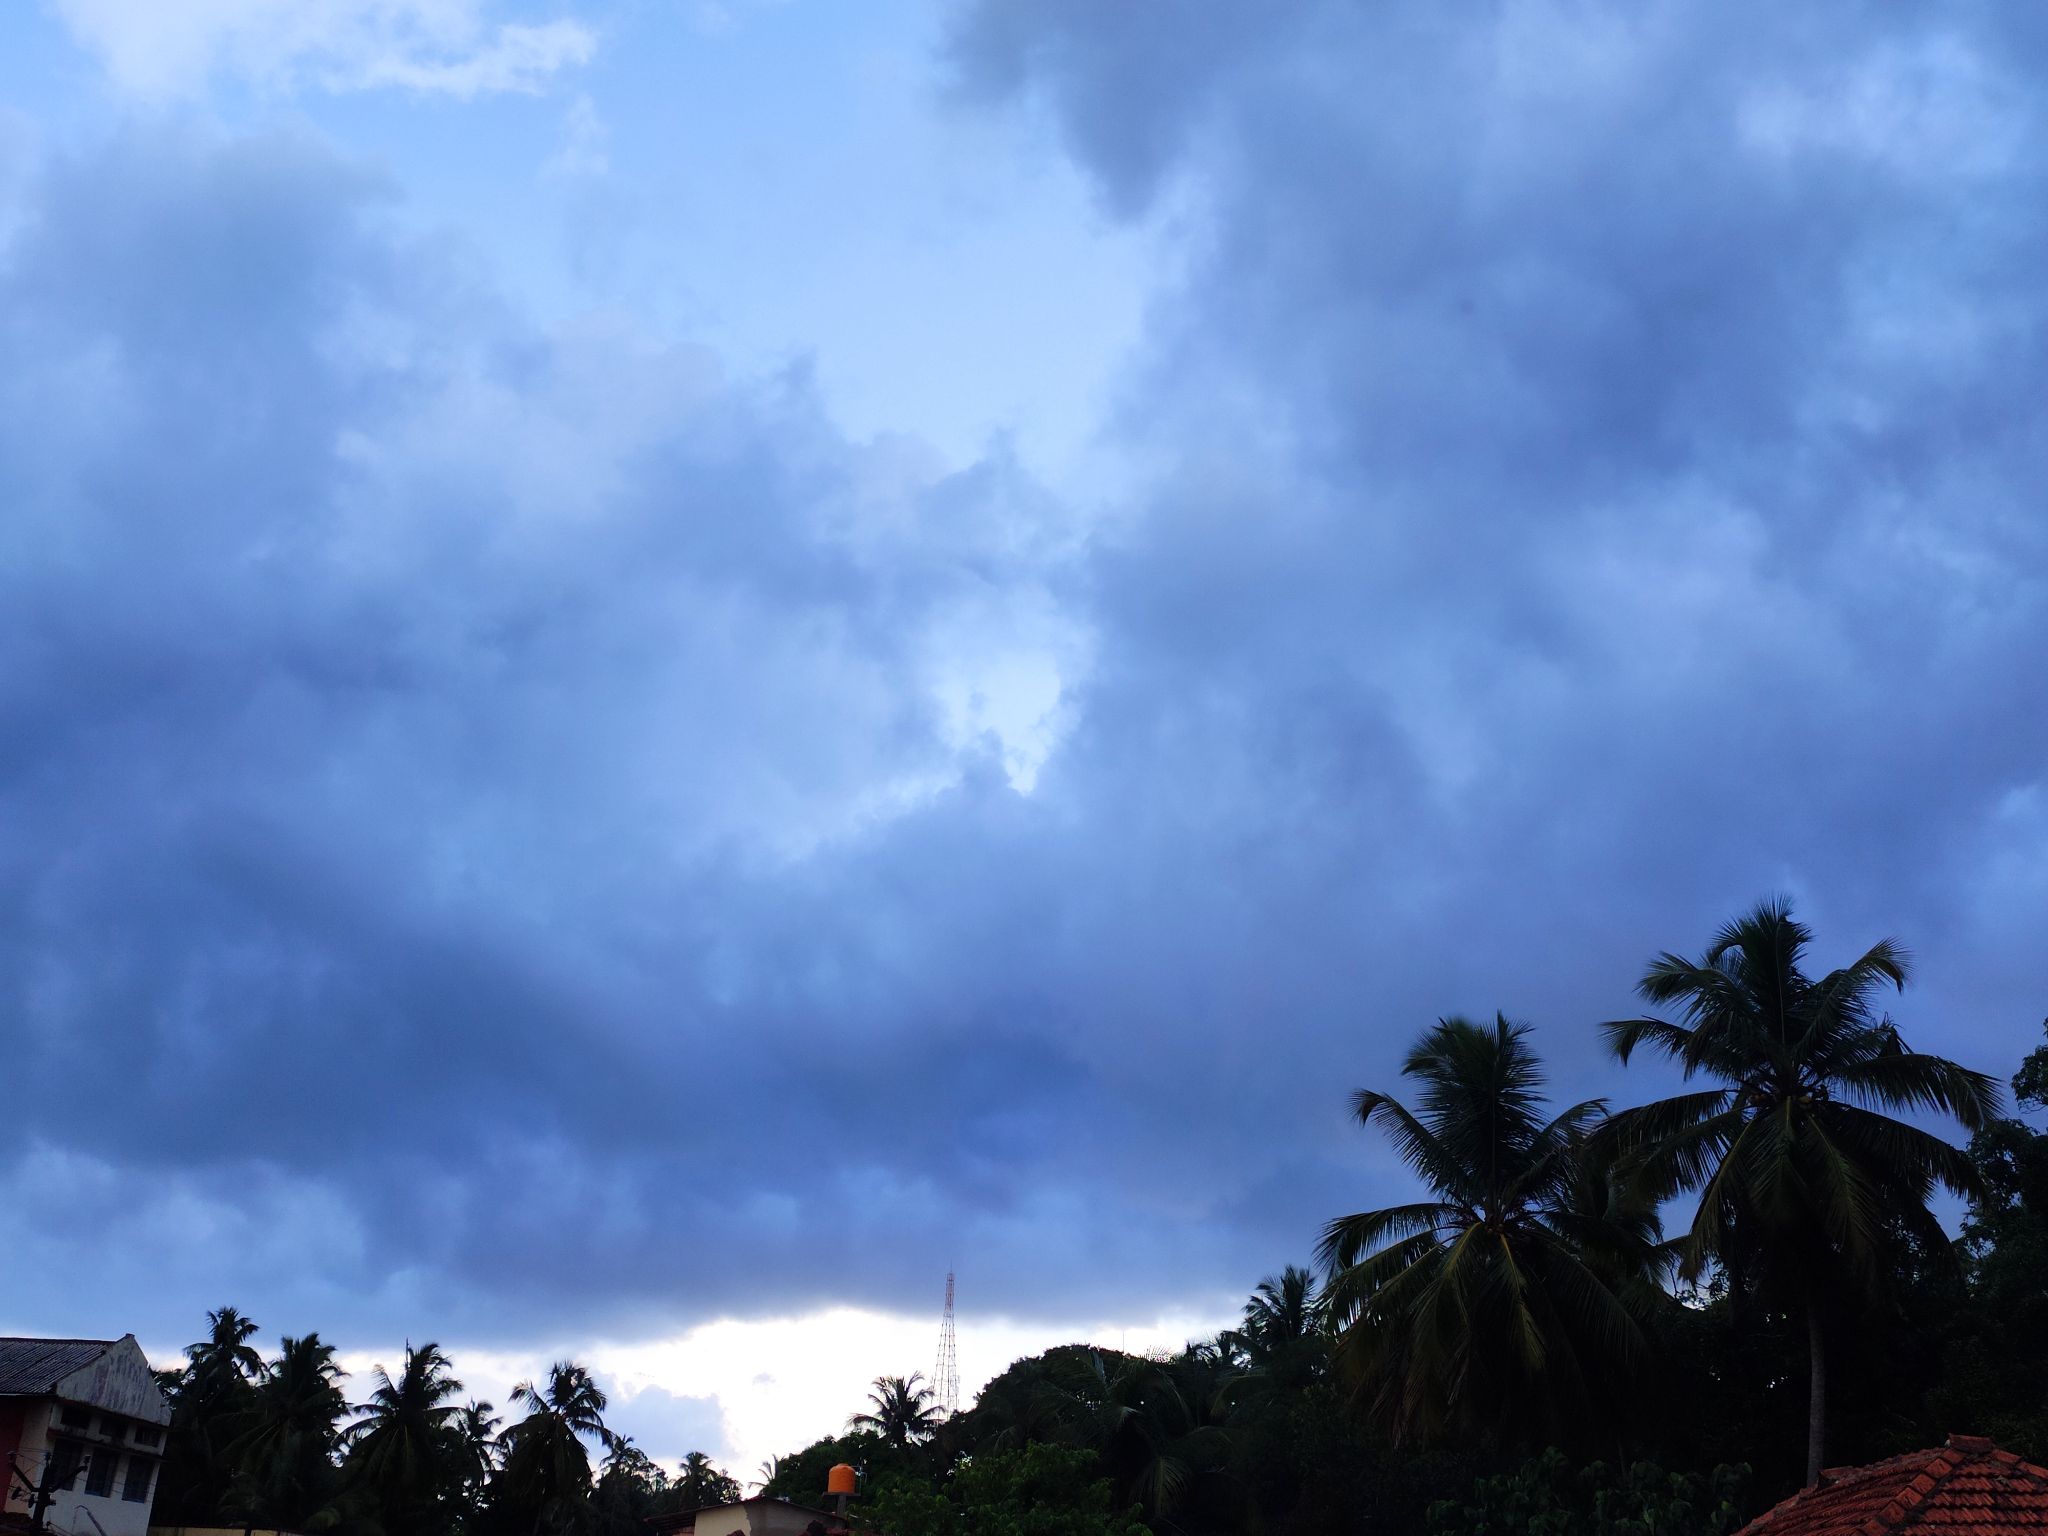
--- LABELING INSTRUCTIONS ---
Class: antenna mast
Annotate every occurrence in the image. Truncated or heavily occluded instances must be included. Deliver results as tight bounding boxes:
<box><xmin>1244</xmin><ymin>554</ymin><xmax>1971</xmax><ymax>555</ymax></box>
<box><xmin>933</xmin><ymin>1270</ymin><xmax>959</xmax><ymax>1417</ymax></box>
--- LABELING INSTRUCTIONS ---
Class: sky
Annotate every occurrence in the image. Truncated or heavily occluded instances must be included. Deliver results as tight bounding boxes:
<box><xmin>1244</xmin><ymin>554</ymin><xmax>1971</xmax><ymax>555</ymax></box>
<box><xmin>3</xmin><ymin>0</ymin><xmax>2047</xmax><ymax>1482</ymax></box>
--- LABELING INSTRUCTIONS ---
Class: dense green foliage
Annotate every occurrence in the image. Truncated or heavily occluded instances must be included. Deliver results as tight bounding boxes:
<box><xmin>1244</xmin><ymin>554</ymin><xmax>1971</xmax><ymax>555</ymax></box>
<box><xmin>1427</xmin><ymin>1450</ymin><xmax>1748</xmax><ymax>1536</ymax></box>
<box><xmin>865</xmin><ymin>1445</ymin><xmax>1149</xmax><ymax>1536</ymax></box>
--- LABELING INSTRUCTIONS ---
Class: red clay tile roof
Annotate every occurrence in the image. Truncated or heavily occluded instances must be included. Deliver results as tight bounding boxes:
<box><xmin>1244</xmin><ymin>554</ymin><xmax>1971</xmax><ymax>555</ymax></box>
<box><xmin>1739</xmin><ymin>1436</ymin><xmax>2048</xmax><ymax>1536</ymax></box>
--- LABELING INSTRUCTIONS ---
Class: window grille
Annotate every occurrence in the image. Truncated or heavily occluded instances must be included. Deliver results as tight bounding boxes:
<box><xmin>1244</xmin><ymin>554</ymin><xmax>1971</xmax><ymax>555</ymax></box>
<box><xmin>84</xmin><ymin>1448</ymin><xmax>116</xmax><ymax>1498</ymax></box>
<box><xmin>46</xmin><ymin>1439</ymin><xmax>86</xmax><ymax>1492</ymax></box>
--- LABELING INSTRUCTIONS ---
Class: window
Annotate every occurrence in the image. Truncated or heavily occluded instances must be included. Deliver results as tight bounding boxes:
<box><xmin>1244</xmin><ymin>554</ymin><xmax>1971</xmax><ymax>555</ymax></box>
<box><xmin>46</xmin><ymin>1440</ymin><xmax>85</xmax><ymax>1493</ymax></box>
<box><xmin>121</xmin><ymin>1459</ymin><xmax>154</xmax><ymax>1504</ymax></box>
<box><xmin>130</xmin><ymin>1424</ymin><xmax>163</xmax><ymax>1448</ymax></box>
<box><xmin>57</xmin><ymin>1406</ymin><xmax>90</xmax><ymax>1431</ymax></box>
<box><xmin>84</xmin><ymin>1448</ymin><xmax>116</xmax><ymax>1498</ymax></box>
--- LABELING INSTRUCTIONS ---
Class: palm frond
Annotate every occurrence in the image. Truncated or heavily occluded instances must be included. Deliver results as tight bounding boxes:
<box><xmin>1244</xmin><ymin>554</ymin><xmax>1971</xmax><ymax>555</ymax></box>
<box><xmin>1316</xmin><ymin>1202</ymin><xmax>1461</xmax><ymax>1269</ymax></box>
<box><xmin>1600</xmin><ymin>1015</ymin><xmax>1698</xmax><ymax>1065</ymax></box>
<box><xmin>1830</xmin><ymin>1049</ymin><xmax>2003</xmax><ymax>1130</ymax></box>
<box><xmin>1351</xmin><ymin>1091</ymin><xmax>1478</xmax><ymax>1201</ymax></box>
<box><xmin>1793</xmin><ymin>1113</ymin><xmax>1883</xmax><ymax>1268</ymax></box>
<box><xmin>1822</xmin><ymin>1102</ymin><xmax>1983</xmax><ymax>1201</ymax></box>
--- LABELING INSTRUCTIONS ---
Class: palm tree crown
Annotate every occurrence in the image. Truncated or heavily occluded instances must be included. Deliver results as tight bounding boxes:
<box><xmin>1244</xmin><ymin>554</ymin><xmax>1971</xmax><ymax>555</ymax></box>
<box><xmin>1605</xmin><ymin>898</ymin><xmax>1999</xmax><ymax>1278</ymax></box>
<box><xmin>1602</xmin><ymin>898</ymin><xmax>2002</xmax><ymax>1484</ymax></box>
<box><xmin>846</xmin><ymin>1374</ymin><xmax>943</xmax><ymax>1449</ymax></box>
<box><xmin>673</xmin><ymin>1452</ymin><xmax>739</xmax><ymax>1511</ymax></box>
<box><xmin>1321</xmin><ymin>1014</ymin><xmax>1666</xmax><ymax>1448</ymax></box>
<box><xmin>226</xmin><ymin>1334</ymin><xmax>349</xmax><ymax>1532</ymax></box>
<box><xmin>456</xmin><ymin>1399</ymin><xmax>502</xmax><ymax>1494</ymax></box>
<box><xmin>507</xmin><ymin>1362</ymin><xmax>613</xmax><ymax>1446</ymax></box>
<box><xmin>497</xmin><ymin>1359</ymin><xmax>616</xmax><ymax>1527</ymax></box>
<box><xmin>185</xmin><ymin>1307</ymin><xmax>264</xmax><ymax>1399</ymax></box>
<box><xmin>1226</xmin><ymin>1266</ymin><xmax>1328</xmax><ymax>1399</ymax></box>
<box><xmin>344</xmin><ymin>1341</ymin><xmax>467</xmax><ymax>1530</ymax></box>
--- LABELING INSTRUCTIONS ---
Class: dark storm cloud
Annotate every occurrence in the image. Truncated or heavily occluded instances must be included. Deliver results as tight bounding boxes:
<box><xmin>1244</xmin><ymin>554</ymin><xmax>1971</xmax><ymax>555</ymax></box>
<box><xmin>934</xmin><ymin>0</ymin><xmax>2048</xmax><ymax>1099</ymax></box>
<box><xmin>7</xmin><ymin>0</ymin><xmax>2048</xmax><ymax>1352</ymax></box>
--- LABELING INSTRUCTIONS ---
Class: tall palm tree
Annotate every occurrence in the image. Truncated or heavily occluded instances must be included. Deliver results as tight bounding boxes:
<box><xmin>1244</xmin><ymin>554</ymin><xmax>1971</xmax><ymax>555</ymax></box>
<box><xmin>847</xmin><ymin>1374</ymin><xmax>943</xmax><ymax>1449</ymax></box>
<box><xmin>1227</xmin><ymin>1266</ymin><xmax>1329</xmax><ymax>1400</ymax></box>
<box><xmin>186</xmin><ymin>1308</ymin><xmax>265</xmax><ymax>1398</ymax></box>
<box><xmin>673</xmin><ymin>1453</ymin><xmax>738</xmax><ymax>1511</ymax></box>
<box><xmin>1603</xmin><ymin>898</ymin><xmax>2000</xmax><ymax>1486</ymax></box>
<box><xmin>344</xmin><ymin>1341</ymin><xmax>467</xmax><ymax>1535</ymax></box>
<box><xmin>497</xmin><ymin>1362</ymin><xmax>615</xmax><ymax>1535</ymax></box>
<box><xmin>1320</xmin><ymin>1014</ymin><xmax>1667</xmax><ymax>1448</ymax></box>
<box><xmin>1238</xmin><ymin>1267</ymin><xmax>1322</xmax><ymax>1349</ymax></box>
<box><xmin>456</xmin><ymin>1401</ymin><xmax>502</xmax><ymax>1509</ymax></box>
<box><xmin>157</xmin><ymin>1308</ymin><xmax>267</xmax><ymax>1524</ymax></box>
<box><xmin>226</xmin><ymin>1334</ymin><xmax>350</xmax><ymax>1533</ymax></box>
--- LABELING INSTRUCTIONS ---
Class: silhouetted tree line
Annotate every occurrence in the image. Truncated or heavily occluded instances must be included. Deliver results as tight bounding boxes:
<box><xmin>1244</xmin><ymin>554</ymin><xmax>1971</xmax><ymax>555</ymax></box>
<box><xmin>148</xmin><ymin>903</ymin><xmax>2045</xmax><ymax>1536</ymax></box>
<box><xmin>150</xmin><ymin>1333</ymin><xmax>738</xmax><ymax>1536</ymax></box>
<box><xmin>752</xmin><ymin>902</ymin><xmax>2048</xmax><ymax>1536</ymax></box>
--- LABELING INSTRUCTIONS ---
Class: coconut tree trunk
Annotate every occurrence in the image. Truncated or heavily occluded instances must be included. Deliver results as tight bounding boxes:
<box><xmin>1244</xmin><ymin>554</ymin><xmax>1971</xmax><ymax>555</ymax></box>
<box><xmin>1805</xmin><ymin>1303</ymin><xmax>1827</xmax><ymax>1487</ymax></box>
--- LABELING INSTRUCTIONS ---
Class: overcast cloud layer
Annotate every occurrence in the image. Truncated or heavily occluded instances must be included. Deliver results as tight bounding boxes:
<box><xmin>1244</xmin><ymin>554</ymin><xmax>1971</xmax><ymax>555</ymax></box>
<box><xmin>5</xmin><ymin>0</ymin><xmax>2047</xmax><ymax>1368</ymax></box>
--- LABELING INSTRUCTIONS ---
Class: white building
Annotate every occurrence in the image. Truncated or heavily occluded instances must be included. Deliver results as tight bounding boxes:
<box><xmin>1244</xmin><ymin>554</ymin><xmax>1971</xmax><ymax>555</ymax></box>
<box><xmin>0</xmin><ymin>1337</ymin><xmax>173</xmax><ymax>1536</ymax></box>
<box><xmin>659</xmin><ymin>1497</ymin><xmax>848</xmax><ymax>1536</ymax></box>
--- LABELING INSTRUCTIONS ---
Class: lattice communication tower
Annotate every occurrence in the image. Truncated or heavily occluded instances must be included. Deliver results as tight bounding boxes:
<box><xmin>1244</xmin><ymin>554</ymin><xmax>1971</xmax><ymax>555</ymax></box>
<box><xmin>933</xmin><ymin>1269</ymin><xmax>959</xmax><ymax>1417</ymax></box>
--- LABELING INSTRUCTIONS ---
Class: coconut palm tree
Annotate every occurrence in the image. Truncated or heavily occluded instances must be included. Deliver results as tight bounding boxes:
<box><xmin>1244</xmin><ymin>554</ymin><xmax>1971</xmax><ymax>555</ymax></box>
<box><xmin>456</xmin><ymin>1401</ymin><xmax>502</xmax><ymax>1509</ymax></box>
<box><xmin>672</xmin><ymin>1453</ymin><xmax>739</xmax><ymax>1511</ymax></box>
<box><xmin>496</xmin><ymin>1362</ymin><xmax>615</xmax><ymax>1535</ymax></box>
<box><xmin>226</xmin><ymin>1334</ymin><xmax>350</xmax><ymax>1533</ymax></box>
<box><xmin>1320</xmin><ymin>1014</ymin><xmax>1667</xmax><ymax>1448</ymax></box>
<box><xmin>186</xmin><ymin>1308</ymin><xmax>265</xmax><ymax>1398</ymax></box>
<box><xmin>156</xmin><ymin>1308</ymin><xmax>267</xmax><ymax>1524</ymax></box>
<box><xmin>1238</xmin><ymin>1267</ymin><xmax>1321</xmax><ymax>1349</ymax></box>
<box><xmin>344</xmin><ymin>1341</ymin><xmax>467</xmax><ymax>1535</ymax></box>
<box><xmin>1602</xmin><ymin>898</ymin><xmax>2001</xmax><ymax>1486</ymax></box>
<box><xmin>1119</xmin><ymin>1351</ymin><xmax>1236</xmax><ymax>1521</ymax></box>
<box><xmin>1227</xmin><ymin>1266</ymin><xmax>1329</xmax><ymax>1400</ymax></box>
<box><xmin>847</xmin><ymin>1374</ymin><xmax>943</xmax><ymax>1450</ymax></box>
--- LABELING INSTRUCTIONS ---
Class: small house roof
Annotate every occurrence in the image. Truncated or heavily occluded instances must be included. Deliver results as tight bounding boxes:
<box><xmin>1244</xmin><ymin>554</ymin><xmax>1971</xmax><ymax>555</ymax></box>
<box><xmin>1738</xmin><ymin>1435</ymin><xmax>2048</xmax><ymax>1536</ymax></box>
<box><xmin>0</xmin><ymin>1339</ymin><xmax>120</xmax><ymax>1397</ymax></box>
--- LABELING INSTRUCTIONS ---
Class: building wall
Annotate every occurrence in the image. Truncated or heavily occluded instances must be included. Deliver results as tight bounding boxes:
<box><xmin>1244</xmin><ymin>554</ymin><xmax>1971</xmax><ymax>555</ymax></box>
<box><xmin>2</xmin><ymin>1352</ymin><xmax>168</xmax><ymax>1536</ymax></box>
<box><xmin>53</xmin><ymin>1342</ymin><xmax>172</xmax><ymax>1429</ymax></box>
<box><xmin>13</xmin><ymin>1397</ymin><xmax>163</xmax><ymax>1536</ymax></box>
<box><xmin>688</xmin><ymin>1501</ymin><xmax>837</xmax><ymax>1536</ymax></box>
<box><xmin>2</xmin><ymin>1399</ymin><xmax>53</xmax><ymax>1521</ymax></box>
<box><xmin>744</xmin><ymin>1505</ymin><xmax>836</xmax><ymax>1536</ymax></box>
<box><xmin>1</xmin><ymin>1402</ymin><xmax>28</xmax><ymax>1509</ymax></box>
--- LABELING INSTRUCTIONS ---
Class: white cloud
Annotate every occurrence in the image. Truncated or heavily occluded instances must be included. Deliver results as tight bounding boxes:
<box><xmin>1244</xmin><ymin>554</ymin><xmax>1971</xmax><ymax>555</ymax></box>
<box><xmin>48</xmin><ymin>0</ymin><xmax>595</xmax><ymax>99</ymax></box>
<box><xmin>542</xmin><ymin>93</ymin><xmax>610</xmax><ymax>178</ymax></box>
<box><xmin>433</xmin><ymin>1304</ymin><xmax>1232</xmax><ymax>1480</ymax></box>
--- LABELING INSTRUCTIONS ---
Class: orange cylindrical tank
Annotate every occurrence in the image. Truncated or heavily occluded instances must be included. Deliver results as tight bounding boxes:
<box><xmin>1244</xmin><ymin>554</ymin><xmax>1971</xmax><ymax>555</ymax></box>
<box><xmin>827</xmin><ymin>1464</ymin><xmax>858</xmax><ymax>1497</ymax></box>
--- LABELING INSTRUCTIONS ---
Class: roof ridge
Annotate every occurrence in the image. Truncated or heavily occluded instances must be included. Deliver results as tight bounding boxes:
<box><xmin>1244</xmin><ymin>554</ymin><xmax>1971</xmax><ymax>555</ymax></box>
<box><xmin>1738</xmin><ymin>1436</ymin><xmax>2048</xmax><ymax>1536</ymax></box>
<box><xmin>1878</xmin><ymin>1448</ymin><xmax>1963</xmax><ymax>1532</ymax></box>
<box><xmin>1824</xmin><ymin>1449</ymin><xmax>1941</xmax><ymax>1483</ymax></box>
<box><xmin>1737</xmin><ymin>1449</ymin><xmax>1948</xmax><ymax>1535</ymax></box>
